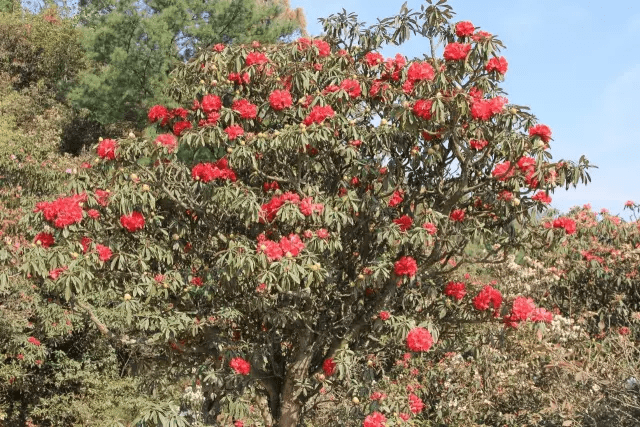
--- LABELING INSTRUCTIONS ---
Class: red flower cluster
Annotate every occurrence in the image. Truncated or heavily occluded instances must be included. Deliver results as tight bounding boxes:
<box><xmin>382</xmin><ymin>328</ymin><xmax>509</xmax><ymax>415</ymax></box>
<box><xmin>35</xmin><ymin>193</ymin><xmax>86</xmax><ymax>228</ymax></box>
<box><xmin>469</xmin><ymin>139</ymin><xmax>488</xmax><ymax>150</ymax></box>
<box><xmin>120</xmin><ymin>211</ymin><xmax>145</xmax><ymax>232</ymax></box>
<box><xmin>81</xmin><ymin>236</ymin><xmax>92</xmax><ymax>253</ymax></box>
<box><xmin>224</xmin><ymin>124</ymin><xmax>244</xmax><ymax>140</ymax></box>
<box><xmin>449</xmin><ymin>209</ymin><xmax>465</xmax><ymax>222</ymax></box>
<box><xmin>394</xmin><ymin>256</ymin><xmax>417</xmax><ymax>277</ymax></box>
<box><xmin>322</xmin><ymin>358</ymin><xmax>336</xmax><ymax>376</ymax></box>
<box><xmin>364</xmin><ymin>51</ymin><xmax>384</xmax><ymax>67</ymax></box>
<box><xmin>444</xmin><ymin>281</ymin><xmax>466</xmax><ymax>300</ymax></box>
<box><xmin>49</xmin><ymin>266</ymin><xmax>67</xmax><ymax>280</ymax></box>
<box><xmin>530</xmin><ymin>307</ymin><xmax>553</xmax><ymax>323</ymax></box>
<box><xmin>412</xmin><ymin>99</ymin><xmax>433</xmax><ymax>120</ymax></box>
<box><xmin>256</xmin><ymin>233</ymin><xmax>305</xmax><ymax>261</ymax></box>
<box><xmin>28</xmin><ymin>336</ymin><xmax>41</xmax><ymax>346</ymax></box>
<box><xmin>201</xmin><ymin>94</ymin><xmax>222</xmax><ymax>113</ymax></box>
<box><xmin>154</xmin><ymin>133</ymin><xmax>178</xmax><ymax>153</ymax></box>
<box><xmin>148</xmin><ymin>105</ymin><xmax>169</xmax><ymax>123</ymax></box>
<box><xmin>529</xmin><ymin>124</ymin><xmax>552</xmax><ymax>143</ymax></box>
<box><xmin>296</xmin><ymin>38</ymin><xmax>330</xmax><ymax>56</ymax></box>
<box><xmin>363</xmin><ymin>412</ymin><xmax>387</xmax><ymax>427</ymax></box>
<box><xmin>553</xmin><ymin>217</ymin><xmax>577</xmax><ymax>234</ymax></box>
<box><xmin>470</xmin><ymin>96</ymin><xmax>507</xmax><ymax>120</ymax></box>
<box><xmin>173</xmin><ymin>121</ymin><xmax>192</xmax><ymax>136</ymax></box>
<box><xmin>95</xmin><ymin>244</ymin><xmax>112</xmax><ymax>262</ymax></box>
<box><xmin>406</xmin><ymin>61</ymin><xmax>435</xmax><ymax>83</ymax></box>
<box><xmin>94</xmin><ymin>189</ymin><xmax>110</xmax><ymax>207</ymax></box>
<box><xmin>315</xmin><ymin>229</ymin><xmax>329</xmax><ymax>239</ymax></box>
<box><xmin>443</xmin><ymin>42</ymin><xmax>471</xmax><ymax>61</ymax></box>
<box><xmin>97</xmin><ymin>139</ymin><xmax>117</xmax><ymax>160</ymax></box>
<box><xmin>486</xmin><ymin>56</ymin><xmax>508</xmax><ymax>74</ymax></box>
<box><xmin>406</xmin><ymin>327</ymin><xmax>433</xmax><ymax>352</ymax></box>
<box><xmin>299</xmin><ymin>197</ymin><xmax>324</xmax><ymax>216</ymax></box>
<box><xmin>192</xmin><ymin>158</ymin><xmax>237</xmax><ymax>183</ymax></box>
<box><xmin>472</xmin><ymin>285</ymin><xmax>503</xmax><ymax>312</ymax></box>
<box><xmin>232</xmin><ymin>99</ymin><xmax>258</xmax><ymax>119</ymax></box>
<box><xmin>388</xmin><ymin>190</ymin><xmax>404</xmax><ymax>207</ymax></box>
<box><xmin>303</xmin><ymin>105</ymin><xmax>335</xmax><ymax>126</ymax></box>
<box><xmin>230</xmin><ymin>357</ymin><xmax>251</xmax><ymax>375</ymax></box>
<box><xmin>393</xmin><ymin>215</ymin><xmax>413</xmax><ymax>231</ymax></box>
<box><xmin>422</xmin><ymin>222</ymin><xmax>437</xmax><ymax>235</ymax></box>
<box><xmin>455</xmin><ymin>21</ymin><xmax>475</xmax><ymax>37</ymax></box>
<box><xmin>269</xmin><ymin>90</ymin><xmax>293</xmax><ymax>110</ymax></box>
<box><xmin>532</xmin><ymin>191</ymin><xmax>552</xmax><ymax>204</ymax></box>
<box><xmin>409</xmin><ymin>393</ymin><xmax>424</xmax><ymax>414</ymax></box>
<box><xmin>340</xmin><ymin>79</ymin><xmax>361</xmax><ymax>98</ymax></box>
<box><xmin>245</xmin><ymin>51</ymin><xmax>268</xmax><ymax>66</ymax></box>
<box><xmin>492</xmin><ymin>161</ymin><xmax>514</xmax><ymax>181</ymax></box>
<box><xmin>34</xmin><ymin>232</ymin><xmax>54</xmax><ymax>248</ymax></box>
<box><xmin>263</xmin><ymin>181</ymin><xmax>280</xmax><ymax>192</ymax></box>
<box><xmin>228</xmin><ymin>72</ymin><xmax>250</xmax><ymax>85</ymax></box>
<box><xmin>190</xmin><ymin>277</ymin><xmax>203</xmax><ymax>287</ymax></box>
<box><xmin>511</xmin><ymin>296</ymin><xmax>536</xmax><ymax>321</ymax></box>
<box><xmin>379</xmin><ymin>311</ymin><xmax>390</xmax><ymax>320</ymax></box>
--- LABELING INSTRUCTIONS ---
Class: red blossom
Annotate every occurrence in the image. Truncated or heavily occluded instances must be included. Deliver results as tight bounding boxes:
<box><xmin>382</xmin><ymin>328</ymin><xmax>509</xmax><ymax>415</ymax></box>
<box><xmin>530</xmin><ymin>307</ymin><xmax>553</xmax><ymax>323</ymax></box>
<box><xmin>394</xmin><ymin>256</ymin><xmax>417</xmax><ymax>277</ymax></box>
<box><xmin>470</xmin><ymin>96</ymin><xmax>507</xmax><ymax>120</ymax></box>
<box><xmin>80</xmin><ymin>236</ymin><xmax>92</xmax><ymax>253</ymax></box>
<box><xmin>406</xmin><ymin>327</ymin><xmax>433</xmax><ymax>352</ymax></box>
<box><xmin>406</xmin><ymin>61</ymin><xmax>435</xmax><ymax>82</ymax></box>
<box><xmin>313</xmin><ymin>39</ymin><xmax>330</xmax><ymax>57</ymax></box>
<box><xmin>155</xmin><ymin>134</ymin><xmax>178</xmax><ymax>153</ymax></box>
<box><xmin>449</xmin><ymin>209</ymin><xmax>465</xmax><ymax>222</ymax></box>
<box><xmin>529</xmin><ymin>124</ymin><xmax>552</xmax><ymax>143</ymax></box>
<box><xmin>173</xmin><ymin>121</ymin><xmax>192</xmax><ymax>136</ymax></box>
<box><xmin>408</xmin><ymin>393</ymin><xmax>424</xmax><ymax>414</ymax></box>
<box><xmin>224</xmin><ymin>124</ymin><xmax>244</xmax><ymax>140</ymax></box>
<box><xmin>303</xmin><ymin>105</ymin><xmax>335</xmax><ymax>126</ymax></box>
<box><xmin>422</xmin><ymin>222</ymin><xmax>437</xmax><ymax>235</ymax></box>
<box><xmin>472</xmin><ymin>285</ymin><xmax>503</xmax><ymax>312</ymax></box>
<box><xmin>35</xmin><ymin>194</ymin><xmax>86</xmax><ymax>228</ymax></box>
<box><xmin>120</xmin><ymin>212</ymin><xmax>145</xmax><ymax>232</ymax></box>
<box><xmin>364</xmin><ymin>52</ymin><xmax>384</xmax><ymax>66</ymax></box>
<box><xmin>511</xmin><ymin>296</ymin><xmax>536</xmax><ymax>321</ymax></box>
<box><xmin>97</xmin><ymin>139</ymin><xmax>117</xmax><ymax>160</ymax></box>
<box><xmin>228</xmin><ymin>72</ymin><xmax>250</xmax><ymax>85</ymax></box>
<box><xmin>95</xmin><ymin>244</ymin><xmax>113</xmax><ymax>262</ymax></box>
<box><xmin>379</xmin><ymin>311</ymin><xmax>390</xmax><ymax>320</ymax></box>
<box><xmin>94</xmin><ymin>189</ymin><xmax>110</xmax><ymax>207</ymax></box>
<box><xmin>393</xmin><ymin>215</ymin><xmax>413</xmax><ymax>231</ymax></box>
<box><xmin>363</xmin><ymin>412</ymin><xmax>387</xmax><ymax>427</ymax></box>
<box><xmin>201</xmin><ymin>94</ymin><xmax>222</xmax><ymax>113</ymax></box>
<box><xmin>49</xmin><ymin>266</ymin><xmax>67</xmax><ymax>280</ymax></box>
<box><xmin>486</xmin><ymin>56</ymin><xmax>508</xmax><ymax>74</ymax></box>
<box><xmin>455</xmin><ymin>21</ymin><xmax>475</xmax><ymax>37</ymax></box>
<box><xmin>553</xmin><ymin>217</ymin><xmax>576</xmax><ymax>234</ymax></box>
<box><xmin>232</xmin><ymin>99</ymin><xmax>258</xmax><ymax>119</ymax></box>
<box><xmin>340</xmin><ymin>79</ymin><xmax>361</xmax><ymax>98</ymax></box>
<box><xmin>245</xmin><ymin>51</ymin><xmax>268</xmax><ymax>66</ymax></box>
<box><xmin>469</xmin><ymin>139</ymin><xmax>488</xmax><ymax>150</ymax></box>
<box><xmin>28</xmin><ymin>336</ymin><xmax>41</xmax><ymax>346</ymax></box>
<box><xmin>388</xmin><ymin>190</ymin><xmax>404</xmax><ymax>207</ymax></box>
<box><xmin>279</xmin><ymin>234</ymin><xmax>305</xmax><ymax>257</ymax></box>
<box><xmin>192</xmin><ymin>159</ymin><xmax>237</xmax><ymax>183</ymax></box>
<box><xmin>148</xmin><ymin>105</ymin><xmax>169</xmax><ymax>123</ymax></box>
<box><xmin>34</xmin><ymin>232</ymin><xmax>54</xmax><ymax>248</ymax></box>
<box><xmin>412</xmin><ymin>99</ymin><xmax>433</xmax><ymax>120</ymax></box>
<box><xmin>322</xmin><ymin>358</ymin><xmax>336</xmax><ymax>376</ymax></box>
<box><xmin>492</xmin><ymin>161</ymin><xmax>514</xmax><ymax>181</ymax></box>
<box><xmin>532</xmin><ymin>191</ymin><xmax>552</xmax><ymax>204</ymax></box>
<box><xmin>229</xmin><ymin>357</ymin><xmax>251</xmax><ymax>375</ymax></box>
<box><xmin>269</xmin><ymin>90</ymin><xmax>293</xmax><ymax>110</ymax></box>
<box><xmin>443</xmin><ymin>43</ymin><xmax>471</xmax><ymax>61</ymax></box>
<box><xmin>444</xmin><ymin>281</ymin><xmax>466</xmax><ymax>300</ymax></box>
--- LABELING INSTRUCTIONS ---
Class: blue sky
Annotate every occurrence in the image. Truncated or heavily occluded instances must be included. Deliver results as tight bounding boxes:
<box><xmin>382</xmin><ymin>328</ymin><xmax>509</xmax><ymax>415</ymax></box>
<box><xmin>290</xmin><ymin>0</ymin><xmax>640</xmax><ymax>217</ymax></box>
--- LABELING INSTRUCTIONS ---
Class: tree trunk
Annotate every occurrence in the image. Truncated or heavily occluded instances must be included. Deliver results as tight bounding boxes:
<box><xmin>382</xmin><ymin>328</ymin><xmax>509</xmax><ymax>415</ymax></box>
<box><xmin>276</xmin><ymin>329</ymin><xmax>313</xmax><ymax>427</ymax></box>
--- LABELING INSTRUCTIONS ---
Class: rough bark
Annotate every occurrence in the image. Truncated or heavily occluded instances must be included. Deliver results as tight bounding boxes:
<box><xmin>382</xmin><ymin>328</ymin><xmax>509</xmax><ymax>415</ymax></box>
<box><xmin>276</xmin><ymin>329</ymin><xmax>314</xmax><ymax>427</ymax></box>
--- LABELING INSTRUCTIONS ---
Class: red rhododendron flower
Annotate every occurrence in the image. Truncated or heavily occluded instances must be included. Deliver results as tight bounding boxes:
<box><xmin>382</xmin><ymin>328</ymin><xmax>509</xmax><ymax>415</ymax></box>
<box><xmin>455</xmin><ymin>21</ymin><xmax>475</xmax><ymax>37</ymax></box>
<box><xmin>379</xmin><ymin>311</ymin><xmax>390</xmax><ymax>320</ymax></box>
<box><xmin>171</xmin><ymin>107</ymin><xmax>188</xmax><ymax>119</ymax></box>
<box><xmin>190</xmin><ymin>277</ymin><xmax>203</xmax><ymax>287</ymax></box>
<box><xmin>498</xmin><ymin>190</ymin><xmax>514</xmax><ymax>202</ymax></box>
<box><xmin>173</xmin><ymin>121</ymin><xmax>192</xmax><ymax>136</ymax></box>
<box><xmin>370</xmin><ymin>392</ymin><xmax>387</xmax><ymax>401</ymax></box>
<box><xmin>269</xmin><ymin>90</ymin><xmax>293</xmax><ymax>110</ymax></box>
<box><xmin>228</xmin><ymin>72</ymin><xmax>250</xmax><ymax>84</ymax></box>
<box><xmin>529</xmin><ymin>124</ymin><xmax>552</xmax><ymax>143</ymax></box>
<box><xmin>35</xmin><ymin>194</ymin><xmax>86</xmax><ymax>228</ymax></box>
<box><xmin>393</xmin><ymin>215</ymin><xmax>413</xmax><ymax>231</ymax></box>
<box><xmin>444</xmin><ymin>281</ymin><xmax>466</xmax><ymax>300</ymax></box>
<box><xmin>443</xmin><ymin>43</ymin><xmax>471</xmax><ymax>60</ymax></box>
<box><xmin>394</xmin><ymin>256</ymin><xmax>417</xmax><ymax>277</ymax></box>
<box><xmin>95</xmin><ymin>244</ymin><xmax>113</xmax><ymax>262</ymax></box>
<box><xmin>148</xmin><ymin>105</ymin><xmax>169</xmax><ymax>123</ymax></box>
<box><xmin>280</xmin><ymin>234</ymin><xmax>305</xmax><ymax>257</ymax></box>
<box><xmin>155</xmin><ymin>133</ymin><xmax>178</xmax><ymax>153</ymax></box>
<box><xmin>229</xmin><ymin>357</ymin><xmax>251</xmax><ymax>375</ymax></box>
<box><xmin>191</xmin><ymin>159</ymin><xmax>237</xmax><ymax>183</ymax></box>
<box><xmin>322</xmin><ymin>358</ymin><xmax>336</xmax><ymax>376</ymax></box>
<box><xmin>530</xmin><ymin>307</ymin><xmax>553</xmax><ymax>323</ymax></box>
<box><xmin>28</xmin><ymin>336</ymin><xmax>41</xmax><ymax>346</ymax></box>
<box><xmin>388</xmin><ymin>190</ymin><xmax>404</xmax><ymax>207</ymax></box>
<box><xmin>87</xmin><ymin>209</ymin><xmax>100</xmax><ymax>219</ymax></box>
<box><xmin>34</xmin><ymin>232</ymin><xmax>54</xmax><ymax>248</ymax></box>
<box><xmin>364</xmin><ymin>52</ymin><xmax>384</xmax><ymax>66</ymax></box>
<box><xmin>486</xmin><ymin>56</ymin><xmax>508</xmax><ymax>74</ymax></box>
<box><xmin>313</xmin><ymin>39</ymin><xmax>330</xmax><ymax>57</ymax></box>
<box><xmin>532</xmin><ymin>191</ymin><xmax>552</xmax><ymax>204</ymax></box>
<box><xmin>257</xmin><ymin>239</ymin><xmax>284</xmax><ymax>261</ymax></box>
<box><xmin>406</xmin><ymin>327</ymin><xmax>433</xmax><ymax>352</ymax></box>
<box><xmin>232</xmin><ymin>99</ymin><xmax>258</xmax><ymax>119</ymax></box>
<box><xmin>97</xmin><ymin>139</ymin><xmax>117</xmax><ymax>160</ymax></box>
<box><xmin>553</xmin><ymin>217</ymin><xmax>576</xmax><ymax>234</ymax></box>
<box><xmin>472</xmin><ymin>285</ymin><xmax>503</xmax><ymax>312</ymax></box>
<box><xmin>511</xmin><ymin>296</ymin><xmax>536</xmax><ymax>321</ymax></box>
<box><xmin>449</xmin><ymin>209</ymin><xmax>465</xmax><ymax>222</ymax></box>
<box><xmin>94</xmin><ymin>189</ymin><xmax>110</xmax><ymax>207</ymax></box>
<box><xmin>492</xmin><ymin>161</ymin><xmax>514</xmax><ymax>181</ymax></box>
<box><xmin>619</xmin><ymin>327</ymin><xmax>630</xmax><ymax>336</ymax></box>
<box><xmin>407</xmin><ymin>61</ymin><xmax>435</xmax><ymax>82</ymax></box>
<box><xmin>469</xmin><ymin>139</ymin><xmax>488</xmax><ymax>150</ymax></box>
<box><xmin>299</xmin><ymin>197</ymin><xmax>324</xmax><ymax>216</ymax></box>
<box><xmin>472</xmin><ymin>30</ymin><xmax>492</xmax><ymax>41</ymax></box>
<box><xmin>49</xmin><ymin>266</ymin><xmax>67</xmax><ymax>280</ymax></box>
<box><xmin>303</xmin><ymin>105</ymin><xmax>335</xmax><ymax>126</ymax></box>
<box><xmin>340</xmin><ymin>79</ymin><xmax>361</xmax><ymax>98</ymax></box>
<box><xmin>363</xmin><ymin>411</ymin><xmax>387</xmax><ymax>427</ymax></box>
<box><xmin>470</xmin><ymin>96</ymin><xmax>507</xmax><ymax>120</ymax></box>
<box><xmin>422</xmin><ymin>222</ymin><xmax>437</xmax><ymax>235</ymax></box>
<box><xmin>316</xmin><ymin>228</ymin><xmax>330</xmax><ymax>239</ymax></box>
<box><xmin>224</xmin><ymin>124</ymin><xmax>244</xmax><ymax>140</ymax></box>
<box><xmin>412</xmin><ymin>99</ymin><xmax>433</xmax><ymax>119</ymax></box>
<box><xmin>409</xmin><ymin>393</ymin><xmax>424</xmax><ymax>414</ymax></box>
<box><xmin>120</xmin><ymin>211</ymin><xmax>145</xmax><ymax>232</ymax></box>
<box><xmin>245</xmin><ymin>51</ymin><xmax>268</xmax><ymax>66</ymax></box>
<box><xmin>213</xmin><ymin>43</ymin><xmax>225</xmax><ymax>52</ymax></box>
<box><xmin>201</xmin><ymin>94</ymin><xmax>222</xmax><ymax>113</ymax></box>
<box><xmin>80</xmin><ymin>236</ymin><xmax>92</xmax><ymax>253</ymax></box>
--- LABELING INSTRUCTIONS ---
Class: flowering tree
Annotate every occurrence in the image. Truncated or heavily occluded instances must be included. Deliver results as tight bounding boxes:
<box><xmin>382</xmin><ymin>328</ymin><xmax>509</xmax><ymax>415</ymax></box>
<box><xmin>12</xmin><ymin>0</ymin><xmax>593</xmax><ymax>425</ymax></box>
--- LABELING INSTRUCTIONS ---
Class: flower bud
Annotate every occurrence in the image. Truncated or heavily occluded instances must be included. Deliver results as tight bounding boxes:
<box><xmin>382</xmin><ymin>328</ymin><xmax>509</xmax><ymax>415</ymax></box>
<box><xmin>124</xmin><ymin>293</ymin><xmax>131</xmax><ymax>301</ymax></box>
